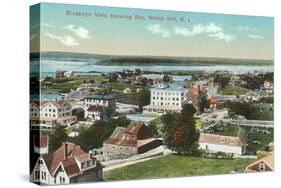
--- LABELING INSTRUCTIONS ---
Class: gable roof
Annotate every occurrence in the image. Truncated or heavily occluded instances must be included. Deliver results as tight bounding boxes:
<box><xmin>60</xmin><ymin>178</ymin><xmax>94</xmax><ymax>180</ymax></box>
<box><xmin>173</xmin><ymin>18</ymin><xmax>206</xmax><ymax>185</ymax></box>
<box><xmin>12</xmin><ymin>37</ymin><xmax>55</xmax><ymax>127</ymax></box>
<box><xmin>125</xmin><ymin>121</ymin><xmax>145</xmax><ymax>135</ymax></box>
<box><xmin>43</xmin><ymin>142</ymin><xmax>91</xmax><ymax>175</ymax></box>
<box><xmin>246</xmin><ymin>152</ymin><xmax>274</xmax><ymax>171</ymax></box>
<box><xmin>105</xmin><ymin>126</ymin><xmax>138</xmax><ymax>147</ymax></box>
<box><xmin>104</xmin><ymin>121</ymin><xmax>149</xmax><ymax>147</ymax></box>
<box><xmin>199</xmin><ymin>133</ymin><xmax>245</xmax><ymax>147</ymax></box>
<box><xmin>61</xmin><ymin>158</ymin><xmax>81</xmax><ymax>177</ymax></box>
<box><xmin>30</xmin><ymin>100</ymin><xmax>71</xmax><ymax>108</ymax></box>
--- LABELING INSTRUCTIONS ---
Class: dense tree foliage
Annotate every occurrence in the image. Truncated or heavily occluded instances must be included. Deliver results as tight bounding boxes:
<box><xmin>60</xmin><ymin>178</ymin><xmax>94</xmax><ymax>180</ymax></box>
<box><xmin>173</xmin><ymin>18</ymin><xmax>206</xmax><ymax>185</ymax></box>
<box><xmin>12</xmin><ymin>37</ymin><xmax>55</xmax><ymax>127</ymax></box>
<box><xmin>138</xmin><ymin>88</ymin><xmax>150</xmax><ymax>111</ymax></box>
<box><xmin>214</xmin><ymin>75</ymin><xmax>230</xmax><ymax>88</ymax></box>
<box><xmin>240</xmin><ymin>72</ymin><xmax>273</xmax><ymax>90</ymax></box>
<box><xmin>225</xmin><ymin>101</ymin><xmax>273</xmax><ymax>120</ymax></box>
<box><xmin>199</xmin><ymin>94</ymin><xmax>210</xmax><ymax>113</ymax></box>
<box><xmin>162</xmin><ymin>104</ymin><xmax>200</xmax><ymax>155</ymax></box>
<box><xmin>74</xmin><ymin>116</ymin><xmax>130</xmax><ymax>151</ymax></box>
<box><xmin>48</xmin><ymin>125</ymin><xmax>69</xmax><ymax>152</ymax></box>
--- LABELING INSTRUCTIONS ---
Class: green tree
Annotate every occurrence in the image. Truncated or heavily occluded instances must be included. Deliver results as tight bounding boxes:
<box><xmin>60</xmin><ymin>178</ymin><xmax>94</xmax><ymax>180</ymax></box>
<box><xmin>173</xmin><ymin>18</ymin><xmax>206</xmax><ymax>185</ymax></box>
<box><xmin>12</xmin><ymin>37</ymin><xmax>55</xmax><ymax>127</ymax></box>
<box><xmin>49</xmin><ymin>125</ymin><xmax>69</xmax><ymax>152</ymax></box>
<box><xmin>139</xmin><ymin>88</ymin><xmax>150</xmax><ymax>111</ymax></box>
<box><xmin>76</xmin><ymin>116</ymin><xmax>130</xmax><ymax>151</ymax></box>
<box><xmin>214</xmin><ymin>75</ymin><xmax>230</xmax><ymax>88</ymax></box>
<box><xmin>199</xmin><ymin>94</ymin><xmax>210</xmax><ymax>113</ymax></box>
<box><xmin>162</xmin><ymin>104</ymin><xmax>200</xmax><ymax>155</ymax></box>
<box><xmin>161</xmin><ymin>112</ymin><xmax>180</xmax><ymax>148</ymax></box>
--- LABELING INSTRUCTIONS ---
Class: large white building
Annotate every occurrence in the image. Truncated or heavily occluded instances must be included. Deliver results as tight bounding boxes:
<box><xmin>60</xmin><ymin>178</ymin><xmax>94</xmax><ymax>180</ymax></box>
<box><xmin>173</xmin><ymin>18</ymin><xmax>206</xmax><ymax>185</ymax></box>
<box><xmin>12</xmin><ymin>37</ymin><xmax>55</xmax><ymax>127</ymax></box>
<box><xmin>84</xmin><ymin>94</ymin><xmax>116</xmax><ymax>117</ymax></box>
<box><xmin>30</xmin><ymin>100</ymin><xmax>77</xmax><ymax>129</ymax></box>
<box><xmin>199</xmin><ymin>133</ymin><xmax>246</xmax><ymax>155</ymax></box>
<box><xmin>143</xmin><ymin>84</ymin><xmax>187</xmax><ymax>115</ymax></box>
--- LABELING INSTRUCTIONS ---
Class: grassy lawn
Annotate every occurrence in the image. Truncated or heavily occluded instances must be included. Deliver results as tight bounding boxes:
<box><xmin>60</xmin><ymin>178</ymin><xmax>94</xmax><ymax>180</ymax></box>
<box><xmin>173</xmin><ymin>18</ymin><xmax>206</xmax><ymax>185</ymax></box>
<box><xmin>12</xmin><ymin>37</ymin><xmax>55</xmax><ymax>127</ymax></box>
<box><xmin>219</xmin><ymin>86</ymin><xmax>249</xmax><ymax>95</ymax></box>
<box><xmin>195</xmin><ymin>119</ymin><xmax>203</xmax><ymax>130</ymax></box>
<box><xmin>104</xmin><ymin>154</ymin><xmax>253</xmax><ymax>181</ymax></box>
<box><xmin>109</xmin><ymin>82</ymin><xmax>144</xmax><ymax>91</ymax></box>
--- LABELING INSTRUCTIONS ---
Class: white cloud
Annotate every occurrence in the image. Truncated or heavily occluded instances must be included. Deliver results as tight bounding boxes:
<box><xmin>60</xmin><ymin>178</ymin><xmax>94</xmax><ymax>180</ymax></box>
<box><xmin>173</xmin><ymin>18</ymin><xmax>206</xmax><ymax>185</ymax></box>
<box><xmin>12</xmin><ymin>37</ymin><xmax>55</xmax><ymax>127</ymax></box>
<box><xmin>208</xmin><ymin>32</ymin><xmax>235</xmax><ymax>42</ymax></box>
<box><xmin>248</xmin><ymin>34</ymin><xmax>263</xmax><ymax>39</ymax></box>
<box><xmin>63</xmin><ymin>24</ymin><xmax>90</xmax><ymax>39</ymax></box>
<box><xmin>237</xmin><ymin>26</ymin><xmax>257</xmax><ymax>32</ymax></box>
<box><xmin>173</xmin><ymin>23</ymin><xmax>234</xmax><ymax>42</ymax></box>
<box><xmin>44</xmin><ymin>33</ymin><xmax>79</xmax><ymax>46</ymax></box>
<box><xmin>146</xmin><ymin>24</ymin><xmax>171</xmax><ymax>38</ymax></box>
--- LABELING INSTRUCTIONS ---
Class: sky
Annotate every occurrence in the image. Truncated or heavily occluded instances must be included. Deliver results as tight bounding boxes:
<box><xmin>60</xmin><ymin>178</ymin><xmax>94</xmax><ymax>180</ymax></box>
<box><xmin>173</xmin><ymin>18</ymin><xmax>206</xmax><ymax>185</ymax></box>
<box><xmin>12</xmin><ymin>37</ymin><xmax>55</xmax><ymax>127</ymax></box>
<box><xmin>30</xmin><ymin>3</ymin><xmax>274</xmax><ymax>60</ymax></box>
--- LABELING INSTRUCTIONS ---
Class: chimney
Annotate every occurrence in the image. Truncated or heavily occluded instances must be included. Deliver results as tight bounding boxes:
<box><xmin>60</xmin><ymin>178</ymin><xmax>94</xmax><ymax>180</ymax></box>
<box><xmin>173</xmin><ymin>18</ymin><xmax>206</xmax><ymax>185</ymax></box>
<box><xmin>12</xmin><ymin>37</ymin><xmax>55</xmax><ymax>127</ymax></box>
<box><xmin>64</xmin><ymin>143</ymin><xmax>68</xmax><ymax>160</ymax></box>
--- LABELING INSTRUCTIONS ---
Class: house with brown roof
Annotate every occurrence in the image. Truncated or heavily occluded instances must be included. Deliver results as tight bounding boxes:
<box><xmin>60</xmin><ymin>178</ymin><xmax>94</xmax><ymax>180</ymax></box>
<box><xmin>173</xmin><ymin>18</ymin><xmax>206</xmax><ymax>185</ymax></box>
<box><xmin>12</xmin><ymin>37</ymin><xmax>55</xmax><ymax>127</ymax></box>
<box><xmin>101</xmin><ymin>121</ymin><xmax>162</xmax><ymax>160</ymax></box>
<box><xmin>33</xmin><ymin>135</ymin><xmax>49</xmax><ymax>155</ymax></box>
<box><xmin>30</xmin><ymin>142</ymin><xmax>103</xmax><ymax>185</ymax></box>
<box><xmin>245</xmin><ymin>152</ymin><xmax>274</xmax><ymax>172</ymax></box>
<box><xmin>199</xmin><ymin>133</ymin><xmax>246</xmax><ymax>155</ymax></box>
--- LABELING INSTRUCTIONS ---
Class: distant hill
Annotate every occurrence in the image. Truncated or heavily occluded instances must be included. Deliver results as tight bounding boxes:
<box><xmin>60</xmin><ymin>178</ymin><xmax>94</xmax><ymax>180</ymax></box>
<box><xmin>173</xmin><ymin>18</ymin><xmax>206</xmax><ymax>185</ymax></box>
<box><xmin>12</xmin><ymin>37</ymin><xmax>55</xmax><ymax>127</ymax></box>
<box><xmin>30</xmin><ymin>51</ymin><xmax>273</xmax><ymax>66</ymax></box>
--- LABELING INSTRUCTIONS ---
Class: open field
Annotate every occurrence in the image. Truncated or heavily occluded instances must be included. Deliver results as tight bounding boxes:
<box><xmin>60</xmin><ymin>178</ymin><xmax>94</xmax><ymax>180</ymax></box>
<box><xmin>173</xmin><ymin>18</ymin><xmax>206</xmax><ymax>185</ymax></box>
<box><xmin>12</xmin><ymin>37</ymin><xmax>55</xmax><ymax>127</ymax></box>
<box><xmin>42</xmin><ymin>75</ymin><xmax>107</xmax><ymax>93</ymax></box>
<box><xmin>218</xmin><ymin>86</ymin><xmax>249</xmax><ymax>95</ymax></box>
<box><xmin>104</xmin><ymin>154</ymin><xmax>253</xmax><ymax>181</ymax></box>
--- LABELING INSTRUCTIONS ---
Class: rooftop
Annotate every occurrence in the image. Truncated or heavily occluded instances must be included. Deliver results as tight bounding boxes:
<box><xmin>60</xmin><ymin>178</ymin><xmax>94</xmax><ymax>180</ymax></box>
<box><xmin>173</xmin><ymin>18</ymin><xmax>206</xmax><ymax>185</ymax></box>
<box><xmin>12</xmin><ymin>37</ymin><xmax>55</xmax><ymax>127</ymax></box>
<box><xmin>85</xmin><ymin>94</ymin><xmax>115</xmax><ymax>100</ymax></box>
<box><xmin>199</xmin><ymin>133</ymin><xmax>245</xmax><ymax>147</ymax></box>
<box><xmin>43</xmin><ymin>142</ymin><xmax>94</xmax><ymax>176</ymax></box>
<box><xmin>246</xmin><ymin>152</ymin><xmax>274</xmax><ymax>171</ymax></box>
<box><xmin>150</xmin><ymin>84</ymin><xmax>186</xmax><ymax>92</ymax></box>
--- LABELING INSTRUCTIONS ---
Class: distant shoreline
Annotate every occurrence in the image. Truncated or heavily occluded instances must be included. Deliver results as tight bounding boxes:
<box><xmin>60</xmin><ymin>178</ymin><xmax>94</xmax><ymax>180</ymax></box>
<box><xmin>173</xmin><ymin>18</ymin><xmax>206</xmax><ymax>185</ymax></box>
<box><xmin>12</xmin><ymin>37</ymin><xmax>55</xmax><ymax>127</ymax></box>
<box><xmin>30</xmin><ymin>51</ymin><xmax>273</xmax><ymax>67</ymax></box>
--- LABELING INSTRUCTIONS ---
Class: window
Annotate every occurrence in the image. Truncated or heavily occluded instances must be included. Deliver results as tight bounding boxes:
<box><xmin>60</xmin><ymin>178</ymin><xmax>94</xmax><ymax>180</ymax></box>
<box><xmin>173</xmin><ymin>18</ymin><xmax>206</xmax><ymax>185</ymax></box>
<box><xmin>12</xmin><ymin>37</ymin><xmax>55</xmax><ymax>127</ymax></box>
<box><xmin>82</xmin><ymin>162</ymin><xmax>86</xmax><ymax>168</ymax></box>
<box><xmin>35</xmin><ymin>171</ymin><xmax>40</xmax><ymax>180</ymax></box>
<box><xmin>259</xmin><ymin>162</ymin><xmax>266</xmax><ymax>171</ymax></box>
<box><xmin>87</xmin><ymin>160</ymin><xmax>92</xmax><ymax>166</ymax></box>
<box><xmin>38</xmin><ymin>159</ymin><xmax>43</xmax><ymax>165</ymax></box>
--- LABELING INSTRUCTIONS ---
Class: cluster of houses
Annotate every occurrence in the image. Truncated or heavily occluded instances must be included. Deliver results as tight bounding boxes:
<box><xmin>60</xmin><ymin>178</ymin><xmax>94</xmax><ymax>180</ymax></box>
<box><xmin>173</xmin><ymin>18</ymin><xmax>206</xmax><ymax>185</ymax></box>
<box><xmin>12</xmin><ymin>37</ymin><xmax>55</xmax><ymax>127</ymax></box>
<box><xmin>31</xmin><ymin>69</ymin><xmax>274</xmax><ymax>184</ymax></box>
<box><xmin>30</xmin><ymin>93</ymin><xmax>117</xmax><ymax>130</ymax></box>
<box><xmin>108</xmin><ymin>68</ymin><xmax>171</xmax><ymax>86</ymax></box>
